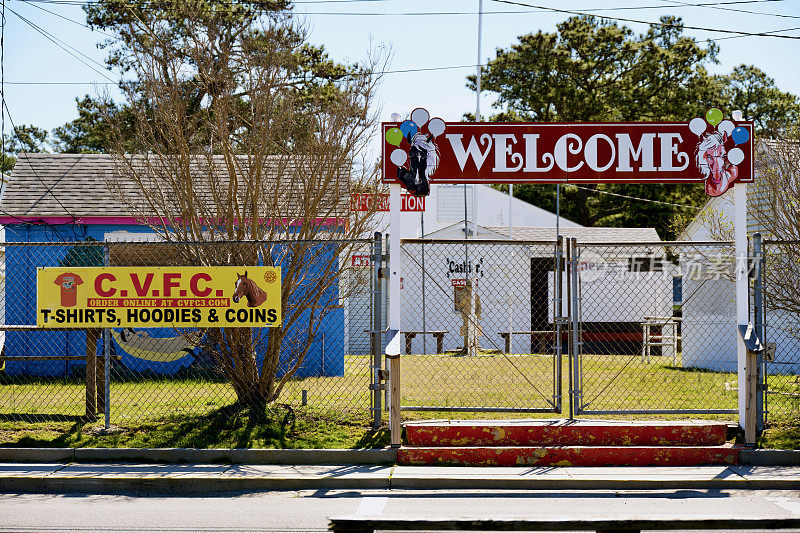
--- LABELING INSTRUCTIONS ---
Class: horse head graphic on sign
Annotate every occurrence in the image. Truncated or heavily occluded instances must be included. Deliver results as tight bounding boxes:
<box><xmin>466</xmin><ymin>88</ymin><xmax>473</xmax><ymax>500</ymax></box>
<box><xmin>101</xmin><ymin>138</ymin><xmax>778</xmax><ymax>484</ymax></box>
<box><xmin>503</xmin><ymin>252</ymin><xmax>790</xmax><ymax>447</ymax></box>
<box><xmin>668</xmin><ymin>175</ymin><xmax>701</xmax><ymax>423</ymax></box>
<box><xmin>232</xmin><ymin>271</ymin><xmax>268</xmax><ymax>307</ymax></box>
<box><xmin>690</xmin><ymin>108</ymin><xmax>750</xmax><ymax>197</ymax></box>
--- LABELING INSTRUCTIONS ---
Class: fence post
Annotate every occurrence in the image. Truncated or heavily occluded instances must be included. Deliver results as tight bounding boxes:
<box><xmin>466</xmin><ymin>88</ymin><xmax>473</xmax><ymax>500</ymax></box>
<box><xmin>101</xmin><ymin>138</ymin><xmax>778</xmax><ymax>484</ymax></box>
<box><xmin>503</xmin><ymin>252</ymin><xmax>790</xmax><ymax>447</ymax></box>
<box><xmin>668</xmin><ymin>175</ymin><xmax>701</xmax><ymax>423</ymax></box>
<box><xmin>371</xmin><ymin>232</ymin><xmax>383</xmax><ymax>429</ymax></box>
<box><xmin>554</xmin><ymin>235</ymin><xmax>564</xmax><ymax>413</ymax></box>
<box><xmin>85</xmin><ymin>329</ymin><xmax>99</xmax><ymax>419</ymax></box>
<box><xmin>103</xmin><ymin>244</ymin><xmax>111</xmax><ymax>429</ymax></box>
<box><xmin>387</xmin><ymin>330</ymin><xmax>401</xmax><ymax>447</ymax></box>
<box><xmin>753</xmin><ymin>233</ymin><xmax>765</xmax><ymax>432</ymax></box>
<box><xmin>569</xmin><ymin>238</ymin><xmax>582</xmax><ymax>418</ymax></box>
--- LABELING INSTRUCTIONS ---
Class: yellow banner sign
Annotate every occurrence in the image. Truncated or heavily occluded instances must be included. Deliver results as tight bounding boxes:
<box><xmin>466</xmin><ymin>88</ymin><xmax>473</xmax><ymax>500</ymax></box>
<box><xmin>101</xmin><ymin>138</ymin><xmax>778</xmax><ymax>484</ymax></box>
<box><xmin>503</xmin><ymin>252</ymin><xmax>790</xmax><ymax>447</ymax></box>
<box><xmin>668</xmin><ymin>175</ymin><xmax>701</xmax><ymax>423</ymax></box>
<box><xmin>37</xmin><ymin>267</ymin><xmax>281</xmax><ymax>328</ymax></box>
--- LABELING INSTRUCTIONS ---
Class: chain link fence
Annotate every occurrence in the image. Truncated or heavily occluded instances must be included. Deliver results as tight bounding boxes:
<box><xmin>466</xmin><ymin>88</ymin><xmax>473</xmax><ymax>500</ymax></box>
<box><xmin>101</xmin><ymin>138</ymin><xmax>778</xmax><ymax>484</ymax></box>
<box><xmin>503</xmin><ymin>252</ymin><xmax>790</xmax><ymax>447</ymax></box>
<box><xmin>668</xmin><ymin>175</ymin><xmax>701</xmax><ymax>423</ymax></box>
<box><xmin>572</xmin><ymin>241</ymin><xmax>738</xmax><ymax>417</ymax></box>
<box><xmin>399</xmin><ymin>239</ymin><xmax>562</xmax><ymax>414</ymax></box>
<box><xmin>0</xmin><ymin>239</ymin><xmax>376</xmax><ymax>426</ymax></box>
<box><xmin>762</xmin><ymin>240</ymin><xmax>800</xmax><ymax>424</ymax></box>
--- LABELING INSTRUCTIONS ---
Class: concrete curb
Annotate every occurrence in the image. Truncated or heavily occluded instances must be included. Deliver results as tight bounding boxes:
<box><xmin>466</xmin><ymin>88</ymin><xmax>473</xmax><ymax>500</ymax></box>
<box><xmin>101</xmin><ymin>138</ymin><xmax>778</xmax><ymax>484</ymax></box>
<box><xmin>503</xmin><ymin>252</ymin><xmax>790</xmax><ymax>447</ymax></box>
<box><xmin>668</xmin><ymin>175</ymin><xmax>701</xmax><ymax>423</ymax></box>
<box><xmin>0</xmin><ymin>476</ymin><xmax>393</xmax><ymax>494</ymax></box>
<box><xmin>2</xmin><ymin>448</ymin><xmax>800</xmax><ymax>466</ymax></box>
<box><xmin>0</xmin><ymin>448</ymin><xmax>398</xmax><ymax>465</ymax></box>
<box><xmin>2</xmin><ymin>471</ymin><xmax>799</xmax><ymax>494</ymax></box>
<box><xmin>740</xmin><ymin>449</ymin><xmax>800</xmax><ymax>466</ymax></box>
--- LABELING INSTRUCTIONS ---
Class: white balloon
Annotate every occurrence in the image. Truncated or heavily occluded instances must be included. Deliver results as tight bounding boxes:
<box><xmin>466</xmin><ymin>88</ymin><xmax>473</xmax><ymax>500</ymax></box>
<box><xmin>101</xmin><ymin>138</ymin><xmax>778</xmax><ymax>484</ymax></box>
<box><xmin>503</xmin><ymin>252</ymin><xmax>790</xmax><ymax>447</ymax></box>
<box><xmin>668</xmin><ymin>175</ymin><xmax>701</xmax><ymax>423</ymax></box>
<box><xmin>390</xmin><ymin>149</ymin><xmax>407</xmax><ymax>167</ymax></box>
<box><xmin>718</xmin><ymin>120</ymin><xmax>735</xmax><ymax>137</ymax></box>
<box><xmin>732</xmin><ymin>110</ymin><xmax>744</xmax><ymax>122</ymax></box>
<box><xmin>727</xmin><ymin>147</ymin><xmax>745</xmax><ymax>166</ymax></box>
<box><xmin>410</xmin><ymin>107</ymin><xmax>430</xmax><ymax>127</ymax></box>
<box><xmin>689</xmin><ymin>117</ymin><xmax>707</xmax><ymax>136</ymax></box>
<box><xmin>428</xmin><ymin>117</ymin><xmax>446</xmax><ymax>137</ymax></box>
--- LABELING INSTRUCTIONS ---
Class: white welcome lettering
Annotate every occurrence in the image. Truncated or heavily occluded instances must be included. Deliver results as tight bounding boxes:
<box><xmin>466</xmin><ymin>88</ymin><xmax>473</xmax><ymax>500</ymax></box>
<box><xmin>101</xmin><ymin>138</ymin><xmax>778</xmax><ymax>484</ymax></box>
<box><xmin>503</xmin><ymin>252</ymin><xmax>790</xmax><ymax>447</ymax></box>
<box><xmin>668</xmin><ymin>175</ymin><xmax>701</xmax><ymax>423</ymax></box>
<box><xmin>446</xmin><ymin>133</ymin><xmax>493</xmax><ymax>171</ymax></box>
<box><xmin>553</xmin><ymin>133</ymin><xmax>584</xmax><ymax>172</ymax></box>
<box><xmin>492</xmin><ymin>134</ymin><xmax>523</xmax><ymax>172</ymax></box>
<box><xmin>522</xmin><ymin>134</ymin><xmax>554</xmax><ymax>172</ymax></box>
<box><xmin>585</xmin><ymin>134</ymin><xmax>616</xmax><ymax>172</ymax></box>
<box><xmin>658</xmin><ymin>133</ymin><xmax>689</xmax><ymax>171</ymax></box>
<box><xmin>615</xmin><ymin>133</ymin><xmax>656</xmax><ymax>172</ymax></box>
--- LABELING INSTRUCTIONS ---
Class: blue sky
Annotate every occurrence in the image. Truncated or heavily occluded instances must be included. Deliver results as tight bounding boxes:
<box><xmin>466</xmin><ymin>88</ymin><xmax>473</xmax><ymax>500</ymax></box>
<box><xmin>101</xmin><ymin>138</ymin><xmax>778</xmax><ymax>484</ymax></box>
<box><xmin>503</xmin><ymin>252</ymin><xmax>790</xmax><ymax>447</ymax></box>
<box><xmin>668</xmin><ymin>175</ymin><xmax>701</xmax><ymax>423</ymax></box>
<box><xmin>3</xmin><ymin>0</ymin><xmax>800</xmax><ymax>137</ymax></box>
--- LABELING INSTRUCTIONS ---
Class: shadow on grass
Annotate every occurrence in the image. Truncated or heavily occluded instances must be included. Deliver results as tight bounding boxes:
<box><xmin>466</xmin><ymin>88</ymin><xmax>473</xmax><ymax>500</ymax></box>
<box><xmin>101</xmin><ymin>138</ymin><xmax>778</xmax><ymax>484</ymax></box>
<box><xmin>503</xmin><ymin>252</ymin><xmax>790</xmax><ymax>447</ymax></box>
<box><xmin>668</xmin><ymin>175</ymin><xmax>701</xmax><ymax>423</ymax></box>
<box><xmin>0</xmin><ymin>414</ymin><xmax>86</xmax><ymax>423</ymax></box>
<box><xmin>0</xmin><ymin>420</ymin><xmax>86</xmax><ymax>448</ymax></box>
<box><xmin>353</xmin><ymin>426</ymin><xmax>390</xmax><ymax>449</ymax></box>
<box><xmin>129</xmin><ymin>403</ymin><xmax>298</xmax><ymax>449</ymax></box>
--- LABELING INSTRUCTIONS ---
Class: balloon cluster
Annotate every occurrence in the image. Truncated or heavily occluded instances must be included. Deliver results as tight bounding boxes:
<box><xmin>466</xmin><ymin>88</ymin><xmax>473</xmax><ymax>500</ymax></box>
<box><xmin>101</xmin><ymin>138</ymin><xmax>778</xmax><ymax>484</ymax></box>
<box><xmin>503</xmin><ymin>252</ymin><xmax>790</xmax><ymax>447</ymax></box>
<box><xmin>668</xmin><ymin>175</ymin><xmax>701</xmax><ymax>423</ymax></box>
<box><xmin>385</xmin><ymin>107</ymin><xmax>446</xmax><ymax>167</ymax></box>
<box><xmin>688</xmin><ymin>108</ymin><xmax>750</xmax><ymax>166</ymax></box>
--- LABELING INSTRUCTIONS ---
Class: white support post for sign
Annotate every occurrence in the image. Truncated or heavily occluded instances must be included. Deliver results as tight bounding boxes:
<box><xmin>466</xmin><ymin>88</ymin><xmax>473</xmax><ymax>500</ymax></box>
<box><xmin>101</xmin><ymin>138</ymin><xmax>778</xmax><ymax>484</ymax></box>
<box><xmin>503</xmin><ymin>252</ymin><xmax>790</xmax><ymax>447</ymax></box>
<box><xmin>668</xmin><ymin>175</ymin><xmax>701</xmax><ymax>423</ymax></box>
<box><xmin>389</xmin><ymin>183</ymin><xmax>402</xmax><ymax>332</ymax></box>
<box><xmin>734</xmin><ymin>183</ymin><xmax>749</xmax><ymax>429</ymax></box>
<box><xmin>388</xmin><ymin>183</ymin><xmax>402</xmax><ymax>446</ymax></box>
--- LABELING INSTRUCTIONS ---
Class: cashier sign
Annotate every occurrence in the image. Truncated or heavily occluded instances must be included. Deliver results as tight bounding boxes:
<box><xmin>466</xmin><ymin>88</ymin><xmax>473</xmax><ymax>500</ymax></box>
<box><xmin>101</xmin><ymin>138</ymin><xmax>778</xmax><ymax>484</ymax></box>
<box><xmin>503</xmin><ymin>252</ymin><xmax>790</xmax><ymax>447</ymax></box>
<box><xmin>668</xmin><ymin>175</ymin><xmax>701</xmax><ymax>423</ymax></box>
<box><xmin>37</xmin><ymin>267</ymin><xmax>281</xmax><ymax>328</ymax></box>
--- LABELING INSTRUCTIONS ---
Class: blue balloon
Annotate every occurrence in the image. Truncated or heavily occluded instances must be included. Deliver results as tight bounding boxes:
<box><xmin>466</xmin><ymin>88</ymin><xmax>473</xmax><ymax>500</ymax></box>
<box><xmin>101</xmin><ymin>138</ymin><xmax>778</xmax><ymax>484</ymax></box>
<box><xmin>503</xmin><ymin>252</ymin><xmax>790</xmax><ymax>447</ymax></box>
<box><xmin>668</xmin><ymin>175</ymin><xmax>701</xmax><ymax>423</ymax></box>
<box><xmin>732</xmin><ymin>127</ymin><xmax>750</xmax><ymax>146</ymax></box>
<box><xmin>399</xmin><ymin>120</ymin><xmax>418</xmax><ymax>140</ymax></box>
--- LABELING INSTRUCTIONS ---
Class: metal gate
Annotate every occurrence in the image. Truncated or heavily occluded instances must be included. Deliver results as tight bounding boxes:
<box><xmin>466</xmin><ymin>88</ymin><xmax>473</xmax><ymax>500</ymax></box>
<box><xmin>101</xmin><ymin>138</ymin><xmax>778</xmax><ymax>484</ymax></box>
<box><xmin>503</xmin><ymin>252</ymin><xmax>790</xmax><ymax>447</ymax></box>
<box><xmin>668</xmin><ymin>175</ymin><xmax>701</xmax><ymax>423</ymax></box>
<box><xmin>398</xmin><ymin>238</ymin><xmax>563</xmax><ymax>413</ymax></box>
<box><xmin>570</xmin><ymin>239</ymin><xmax>738</xmax><ymax>417</ymax></box>
<box><xmin>761</xmin><ymin>238</ymin><xmax>800</xmax><ymax>426</ymax></box>
<box><xmin>393</xmin><ymin>236</ymin><xmax>758</xmax><ymax>419</ymax></box>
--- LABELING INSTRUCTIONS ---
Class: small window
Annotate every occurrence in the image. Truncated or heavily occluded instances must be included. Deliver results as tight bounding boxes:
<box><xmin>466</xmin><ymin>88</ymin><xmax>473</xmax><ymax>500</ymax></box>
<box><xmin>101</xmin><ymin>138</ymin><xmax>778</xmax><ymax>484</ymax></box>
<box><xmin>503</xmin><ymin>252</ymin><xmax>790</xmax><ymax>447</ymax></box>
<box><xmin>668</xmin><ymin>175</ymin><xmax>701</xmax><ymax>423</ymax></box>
<box><xmin>437</xmin><ymin>185</ymin><xmax>473</xmax><ymax>223</ymax></box>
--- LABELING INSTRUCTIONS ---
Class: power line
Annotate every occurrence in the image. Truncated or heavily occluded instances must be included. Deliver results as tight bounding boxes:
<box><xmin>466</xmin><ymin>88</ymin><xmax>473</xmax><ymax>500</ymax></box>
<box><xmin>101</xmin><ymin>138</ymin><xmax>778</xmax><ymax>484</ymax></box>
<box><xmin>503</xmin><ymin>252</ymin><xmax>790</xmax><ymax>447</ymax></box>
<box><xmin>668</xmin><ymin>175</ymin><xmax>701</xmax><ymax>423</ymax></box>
<box><xmin>2</xmin><ymin>99</ymin><xmax>80</xmax><ymax>223</ymax></box>
<box><xmin>15</xmin><ymin>0</ymin><xmax>799</xmax><ymax>21</ymax></box>
<box><xmin>2</xmin><ymin>0</ymin><xmax>5</xmax><ymax>174</ymax></box>
<box><xmin>491</xmin><ymin>0</ymin><xmax>800</xmax><ymax>39</ymax></box>
<box><xmin>1</xmin><ymin>62</ymin><xmax>488</xmax><ymax>85</ymax></box>
<box><xmin>5</xmin><ymin>3</ymin><xmax>116</xmax><ymax>81</ymax></box>
<box><xmin>655</xmin><ymin>0</ymin><xmax>800</xmax><ymax>20</ymax></box>
<box><xmin>19</xmin><ymin>0</ymin><xmax>116</xmax><ymax>36</ymax></box>
<box><xmin>566</xmin><ymin>183</ymin><xmax>703</xmax><ymax>210</ymax></box>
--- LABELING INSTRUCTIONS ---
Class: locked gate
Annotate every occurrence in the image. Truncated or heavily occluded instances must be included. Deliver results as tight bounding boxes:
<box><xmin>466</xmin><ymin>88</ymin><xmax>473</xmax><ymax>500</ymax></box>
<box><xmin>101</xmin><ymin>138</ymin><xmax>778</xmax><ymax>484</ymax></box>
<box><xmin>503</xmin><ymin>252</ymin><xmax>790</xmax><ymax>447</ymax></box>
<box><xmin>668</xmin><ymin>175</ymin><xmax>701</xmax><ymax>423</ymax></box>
<box><xmin>397</xmin><ymin>238</ymin><xmax>563</xmax><ymax>414</ymax></box>
<box><xmin>393</xmin><ymin>235</ymin><xmax>745</xmax><ymax>419</ymax></box>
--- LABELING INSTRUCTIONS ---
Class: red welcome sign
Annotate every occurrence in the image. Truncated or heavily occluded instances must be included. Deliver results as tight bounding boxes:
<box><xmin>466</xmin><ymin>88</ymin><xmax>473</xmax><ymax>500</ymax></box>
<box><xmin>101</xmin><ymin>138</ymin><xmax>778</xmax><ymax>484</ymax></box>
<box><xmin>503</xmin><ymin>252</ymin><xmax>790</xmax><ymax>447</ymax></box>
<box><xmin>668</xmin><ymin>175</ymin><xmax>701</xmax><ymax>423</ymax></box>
<box><xmin>382</xmin><ymin>114</ymin><xmax>754</xmax><ymax>197</ymax></box>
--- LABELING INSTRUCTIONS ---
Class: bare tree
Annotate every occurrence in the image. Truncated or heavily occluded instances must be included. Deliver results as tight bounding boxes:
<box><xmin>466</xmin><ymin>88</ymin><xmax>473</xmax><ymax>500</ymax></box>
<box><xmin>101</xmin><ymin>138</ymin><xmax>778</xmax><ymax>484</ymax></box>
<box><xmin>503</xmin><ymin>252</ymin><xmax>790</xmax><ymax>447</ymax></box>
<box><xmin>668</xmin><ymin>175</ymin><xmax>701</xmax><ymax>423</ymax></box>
<box><xmin>694</xmin><ymin>137</ymin><xmax>800</xmax><ymax>317</ymax></box>
<box><xmin>101</xmin><ymin>3</ymin><xmax>385</xmax><ymax>411</ymax></box>
<box><xmin>751</xmin><ymin>139</ymin><xmax>800</xmax><ymax>316</ymax></box>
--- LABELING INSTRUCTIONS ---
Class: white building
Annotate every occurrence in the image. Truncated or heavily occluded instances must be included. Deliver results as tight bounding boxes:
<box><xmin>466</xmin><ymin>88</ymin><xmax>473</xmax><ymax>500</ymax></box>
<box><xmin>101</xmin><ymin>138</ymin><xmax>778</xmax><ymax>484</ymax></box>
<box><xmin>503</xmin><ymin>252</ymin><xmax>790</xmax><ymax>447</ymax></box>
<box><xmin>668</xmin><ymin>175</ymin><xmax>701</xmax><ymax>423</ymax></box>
<box><xmin>680</xmin><ymin>177</ymin><xmax>800</xmax><ymax>374</ymax></box>
<box><xmin>396</xmin><ymin>223</ymin><xmax>668</xmax><ymax>356</ymax></box>
<box><xmin>371</xmin><ymin>183</ymin><xmax>583</xmax><ymax>238</ymax></box>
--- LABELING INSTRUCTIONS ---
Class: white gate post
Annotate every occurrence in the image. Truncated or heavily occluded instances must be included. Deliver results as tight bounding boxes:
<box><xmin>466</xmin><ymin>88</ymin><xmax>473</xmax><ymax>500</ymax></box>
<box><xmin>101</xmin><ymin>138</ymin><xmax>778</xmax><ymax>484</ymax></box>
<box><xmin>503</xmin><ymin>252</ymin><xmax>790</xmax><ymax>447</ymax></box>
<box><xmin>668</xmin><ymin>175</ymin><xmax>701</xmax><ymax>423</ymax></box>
<box><xmin>734</xmin><ymin>182</ymin><xmax>749</xmax><ymax>430</ymax></box>
<box><xmin>388</xmin><ymin>183</ymin><xmax>402</xmax><ymax>446</ymax></box>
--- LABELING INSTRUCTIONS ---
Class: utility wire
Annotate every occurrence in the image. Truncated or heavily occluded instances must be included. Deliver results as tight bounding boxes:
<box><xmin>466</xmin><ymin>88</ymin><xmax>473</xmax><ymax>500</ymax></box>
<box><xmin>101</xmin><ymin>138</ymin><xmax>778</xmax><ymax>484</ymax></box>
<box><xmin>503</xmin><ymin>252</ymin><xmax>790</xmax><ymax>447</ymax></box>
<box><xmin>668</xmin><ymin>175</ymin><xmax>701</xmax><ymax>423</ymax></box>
<box><xmin>656</xmin><ymin>0</ymin><xmax>800</xmax><ymax>20</ymax></box>
<box><xmin>20</xmin><ymin>0</ymin><xmax>116</xmax><ymax>36</ymax></box>
<box><xmin>15</xmin><ymin>0</ymin><xmax>798</xmax><ymax>22</ymax></box>
<box><xmin>491</xmin><ymin>0</ymin><xmax>800</xmax><ymax>39</ymax></box>
<box><xmin>2</xmin><ymin>98</ymin><xmax>80</xmax><ymax>223</ymax></box>
<box><xmin>565</xmin><ymin>183</ymin><xmax>704</xmax><ymax>210</ymax></box>
<box><xmin>1</xmin><ymin>0</ymin><xmax>5</xmax><ymax>175</ymax></box>
<box><xmin>5</xmin><ymin>3</ymin><xmax>116</xmax><ymax>81</ymax></box>
<box><xmin>1</xmin><ymin>62</ymin><xmax>489</xmax><ymax>85</ymax></box>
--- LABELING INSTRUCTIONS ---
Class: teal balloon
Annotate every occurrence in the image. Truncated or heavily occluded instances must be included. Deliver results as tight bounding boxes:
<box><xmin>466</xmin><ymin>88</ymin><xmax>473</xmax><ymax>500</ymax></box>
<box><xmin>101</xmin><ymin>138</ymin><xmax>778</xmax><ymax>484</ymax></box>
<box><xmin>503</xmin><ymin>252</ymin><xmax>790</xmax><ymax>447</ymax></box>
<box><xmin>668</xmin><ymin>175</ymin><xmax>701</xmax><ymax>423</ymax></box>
<box><xmin>385</xmin><ymin>127</ymin><xmax>403</xmax><ymax>147</ymax></box>
<box><xmin>399</xmin><ymin>120</ymin><xmax>418</xmax><ymax>139</ymax></box>
<box><xmin>705</xmin><ymin>108</ymin><xmax>723</xmax><ymax>127</ymax></box>
<box><xmin>732</xmin><ymin>127</ymin><xmax>750</xmax><ymax>145</ymax></box>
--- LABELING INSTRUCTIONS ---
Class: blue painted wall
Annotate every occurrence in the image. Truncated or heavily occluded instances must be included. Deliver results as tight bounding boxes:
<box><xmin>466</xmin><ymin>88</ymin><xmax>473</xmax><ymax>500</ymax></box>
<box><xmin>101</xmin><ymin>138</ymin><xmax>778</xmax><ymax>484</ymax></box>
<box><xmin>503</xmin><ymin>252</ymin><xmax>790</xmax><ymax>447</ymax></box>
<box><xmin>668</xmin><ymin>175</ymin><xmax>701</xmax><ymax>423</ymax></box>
<box><xmin>3</xmin><ymin>223</ymin><xmax>344</xmax><ymax>378</ymax></box>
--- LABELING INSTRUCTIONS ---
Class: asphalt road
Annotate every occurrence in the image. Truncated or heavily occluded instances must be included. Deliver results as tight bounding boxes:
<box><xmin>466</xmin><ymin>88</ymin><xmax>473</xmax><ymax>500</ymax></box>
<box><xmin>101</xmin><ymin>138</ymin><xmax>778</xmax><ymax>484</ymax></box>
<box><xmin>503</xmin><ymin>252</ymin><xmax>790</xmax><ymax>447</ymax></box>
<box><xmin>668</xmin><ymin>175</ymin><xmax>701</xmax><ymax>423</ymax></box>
<box><xmin>2</xmin><ymin>488</ymin><xmax>800</xmax><ymax>533</ymax></box>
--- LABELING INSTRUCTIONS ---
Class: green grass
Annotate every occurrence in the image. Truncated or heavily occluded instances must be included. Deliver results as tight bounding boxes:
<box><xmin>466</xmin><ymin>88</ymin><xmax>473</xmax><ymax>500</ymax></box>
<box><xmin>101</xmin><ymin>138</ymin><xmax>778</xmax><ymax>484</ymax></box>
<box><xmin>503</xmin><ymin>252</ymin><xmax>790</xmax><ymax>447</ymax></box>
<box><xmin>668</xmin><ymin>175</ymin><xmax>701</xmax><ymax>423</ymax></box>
<box><xmin>759</xmin><ymin>419</ymin><xmax>800</xmax><ymax>450</ymax></box>
<box><xmin>1</xmin><ymin>352</ymin><xmax>798</xmax><ymax>448</ymax></box>
<box><xmin>0</xmin><ymin>406</ymin><xmax>389</xmax><ymax>449</ymax></box>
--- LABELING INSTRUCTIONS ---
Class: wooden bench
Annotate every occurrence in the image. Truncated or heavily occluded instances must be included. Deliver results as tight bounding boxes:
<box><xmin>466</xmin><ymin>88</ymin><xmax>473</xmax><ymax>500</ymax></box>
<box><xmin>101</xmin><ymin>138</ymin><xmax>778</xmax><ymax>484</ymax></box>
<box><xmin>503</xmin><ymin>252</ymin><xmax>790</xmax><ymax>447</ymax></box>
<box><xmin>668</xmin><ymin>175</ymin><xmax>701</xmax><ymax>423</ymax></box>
<box><xmin>0</xmin><ymin>326</ymin><xmax>113</xmax><ymax>419</ymax></box>
<box><xmin>402</xmin><ymin>331</ymin><xmax>447</xmax><ymax>354</ymax></box>
<box><xmin>498</xmin><ymin>330</ymin><xmax>567</xmax><ymax>354</ymax></box>
<box><xmin>329</xmin><ymin>515</ymin><xmax>800</xmax><ymax>533</ymax></box>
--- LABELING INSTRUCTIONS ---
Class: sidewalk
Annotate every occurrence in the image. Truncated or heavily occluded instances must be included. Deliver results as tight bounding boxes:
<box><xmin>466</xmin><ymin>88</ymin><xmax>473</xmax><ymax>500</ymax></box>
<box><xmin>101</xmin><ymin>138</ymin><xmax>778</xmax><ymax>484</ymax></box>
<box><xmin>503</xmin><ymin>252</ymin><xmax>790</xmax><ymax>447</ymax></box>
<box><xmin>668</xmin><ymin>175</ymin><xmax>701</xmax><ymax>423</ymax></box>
<box><xmin>1</xmin><ymin>462</ymin><xmax>799</xmax><ymax>493</ymax></box>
